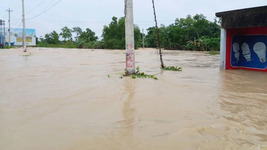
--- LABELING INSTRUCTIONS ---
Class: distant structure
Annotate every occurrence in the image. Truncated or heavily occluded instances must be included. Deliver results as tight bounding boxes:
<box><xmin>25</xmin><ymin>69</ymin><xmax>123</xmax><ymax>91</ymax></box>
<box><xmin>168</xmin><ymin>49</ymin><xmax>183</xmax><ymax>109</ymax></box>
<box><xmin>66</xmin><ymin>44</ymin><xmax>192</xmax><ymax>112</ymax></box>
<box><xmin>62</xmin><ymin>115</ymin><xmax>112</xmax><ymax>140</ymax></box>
<box><xmin>5</xmin><ymin>28</ymin><xmax>36</xmax><ymax>46</ymax></box>
<box><xmin>0</xmin><ymin>19</ymin><xmax>6</xmax><ymax>47</ymax></box>
<box><xmin>216</xmin><ymin>6</ymin><xmax>267</xmax><ymax>72</ymax></box>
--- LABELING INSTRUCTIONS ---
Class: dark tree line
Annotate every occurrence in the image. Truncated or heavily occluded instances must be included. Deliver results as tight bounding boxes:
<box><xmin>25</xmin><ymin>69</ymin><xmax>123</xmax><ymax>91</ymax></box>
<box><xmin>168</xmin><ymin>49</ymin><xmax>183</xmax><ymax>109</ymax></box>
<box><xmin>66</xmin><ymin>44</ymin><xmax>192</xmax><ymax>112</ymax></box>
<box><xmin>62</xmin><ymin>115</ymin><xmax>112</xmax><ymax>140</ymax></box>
<box><xmin>146</xmin><ymin>14</ymin><xmax>220</xmax><ymax>51</ymax></box>
<box><xmin>38</xmin><ymin>14</ymin><xmax>220</xmax><ymax>51</ymax></box>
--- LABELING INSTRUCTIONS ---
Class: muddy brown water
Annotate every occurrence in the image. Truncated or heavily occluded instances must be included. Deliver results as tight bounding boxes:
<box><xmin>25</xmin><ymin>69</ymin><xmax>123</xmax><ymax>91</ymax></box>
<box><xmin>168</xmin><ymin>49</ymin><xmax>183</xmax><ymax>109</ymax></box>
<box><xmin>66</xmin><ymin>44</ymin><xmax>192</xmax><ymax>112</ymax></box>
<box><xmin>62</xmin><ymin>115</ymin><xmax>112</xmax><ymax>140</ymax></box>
<box><xmin>0</xmin><ymin>48</ymin><xmax>267</xmax><ymax>150</ymax></box>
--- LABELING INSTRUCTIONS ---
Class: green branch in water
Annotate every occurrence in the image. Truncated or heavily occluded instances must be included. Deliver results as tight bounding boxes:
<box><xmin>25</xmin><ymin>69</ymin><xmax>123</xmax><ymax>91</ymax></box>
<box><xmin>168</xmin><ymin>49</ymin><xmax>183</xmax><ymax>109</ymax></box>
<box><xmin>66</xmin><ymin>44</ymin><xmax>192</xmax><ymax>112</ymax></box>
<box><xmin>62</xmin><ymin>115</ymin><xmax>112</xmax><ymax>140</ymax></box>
<box><xmin>206</xmin><ymin>51</ymin><xmax>220</xmax><ymax>55</ymax></box>
<box><xmin>130</xmin><ymin>67</ymin><xmax>158</xmax><ymax>80</ymax></box>
<box><xmin>163</xmin><ymin>66</ymin><xmax>182</xmax><ymax>71</ymax></box>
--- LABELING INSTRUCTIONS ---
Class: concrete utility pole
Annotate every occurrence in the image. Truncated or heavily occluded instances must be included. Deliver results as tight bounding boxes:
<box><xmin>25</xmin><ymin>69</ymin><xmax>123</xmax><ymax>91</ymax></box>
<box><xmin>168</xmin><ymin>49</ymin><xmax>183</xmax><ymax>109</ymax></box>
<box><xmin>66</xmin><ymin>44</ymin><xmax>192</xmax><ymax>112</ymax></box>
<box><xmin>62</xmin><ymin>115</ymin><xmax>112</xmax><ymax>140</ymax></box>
<box><xmin>22</xmin><ymin>0</ymin><xmax>27</xmax><ymax>52</ymax></box>
<box><xmin>125</xmin><ymin>0</ymin><xmax>135</xmax><ymax>75</ymax></box>
<box><xmin>6</xmin><ymin>8</ymin><xmax>12</xmax><ymax>47</ymax></box>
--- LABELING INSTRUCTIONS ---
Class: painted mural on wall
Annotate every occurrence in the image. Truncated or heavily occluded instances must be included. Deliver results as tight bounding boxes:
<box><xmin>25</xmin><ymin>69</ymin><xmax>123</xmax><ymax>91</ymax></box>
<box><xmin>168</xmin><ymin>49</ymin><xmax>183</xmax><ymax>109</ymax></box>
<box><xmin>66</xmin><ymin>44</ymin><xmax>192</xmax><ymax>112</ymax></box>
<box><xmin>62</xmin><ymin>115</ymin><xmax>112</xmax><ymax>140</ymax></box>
<box><xmin>231</xmin><ymin>35</ymin><xmax>267</xmax><ymax>70</ymax></box>
<box><xmin>6</xmin><ymin>28</ymin><xmax>36</xmax><ymax>46</ymax></box>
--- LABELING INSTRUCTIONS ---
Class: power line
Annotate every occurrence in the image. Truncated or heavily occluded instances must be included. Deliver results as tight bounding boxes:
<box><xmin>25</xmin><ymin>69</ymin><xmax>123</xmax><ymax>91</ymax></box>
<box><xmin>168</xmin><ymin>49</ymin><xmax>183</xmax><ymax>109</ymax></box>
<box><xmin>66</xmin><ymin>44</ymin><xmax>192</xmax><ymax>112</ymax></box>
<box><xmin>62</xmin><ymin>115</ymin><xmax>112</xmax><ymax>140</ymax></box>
<box><xmin>26</xmin><ymin>0</ymin><xmax>61</xmax><ymax>20</ymax></box>
<box><xmin>27</xmin><ymin>0</ymin><xmax>48</xmax><ymax>14</ymax></box>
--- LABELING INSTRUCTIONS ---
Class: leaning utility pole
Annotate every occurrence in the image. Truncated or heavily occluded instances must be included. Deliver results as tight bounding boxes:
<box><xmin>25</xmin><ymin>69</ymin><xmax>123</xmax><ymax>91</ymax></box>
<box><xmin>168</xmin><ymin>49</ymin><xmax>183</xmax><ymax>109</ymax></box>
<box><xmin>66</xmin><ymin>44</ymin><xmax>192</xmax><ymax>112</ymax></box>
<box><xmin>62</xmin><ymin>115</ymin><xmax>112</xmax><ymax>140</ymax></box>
<box><xmin>125</xmin><ymin>0</ymin><xmax>135</xmax><ymax>75</ymax></box>
<box><xmin>152</xmin><ymin>0</ymin><xmax>164</xmax><ymax>68</ymax></box>
<box><xmin>6</xmin><ymin>8</ymin><xmax>12</xmax><ymax>47</ymax></box>
<box><xmin>22</xmin><ymin>0</ymin><xmax>27</xmax><ymax>52</ymax></box>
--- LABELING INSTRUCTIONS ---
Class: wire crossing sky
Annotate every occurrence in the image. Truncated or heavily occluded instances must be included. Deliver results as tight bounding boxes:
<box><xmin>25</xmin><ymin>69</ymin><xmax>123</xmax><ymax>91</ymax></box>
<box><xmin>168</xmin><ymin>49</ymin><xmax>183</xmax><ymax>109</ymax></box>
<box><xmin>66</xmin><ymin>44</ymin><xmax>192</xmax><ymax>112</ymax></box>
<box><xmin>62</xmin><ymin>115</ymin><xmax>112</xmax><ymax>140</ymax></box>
<box><xmin>26</xmin><ymin>0</ymin><xmax>62</xmax><ymax>20</ymax></box>
<box><xmin>0</xmin><ymin>0</ymin><xmax>266</xmax><ymax>38</ymax></box>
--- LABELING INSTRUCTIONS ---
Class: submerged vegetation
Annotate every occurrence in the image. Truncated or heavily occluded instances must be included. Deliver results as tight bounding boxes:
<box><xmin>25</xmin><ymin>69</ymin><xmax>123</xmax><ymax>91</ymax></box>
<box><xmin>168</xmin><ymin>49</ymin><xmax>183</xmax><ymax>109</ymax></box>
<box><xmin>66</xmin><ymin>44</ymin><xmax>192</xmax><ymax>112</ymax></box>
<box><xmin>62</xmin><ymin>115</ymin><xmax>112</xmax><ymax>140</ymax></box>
<box><xmin>37</xmin><ymin>14</ymin><xmax>220</xmax><ymax>51</ymax></box>
<box><xmin>123</xmin><ymin>66</ymin><xmax>182</xmax><ymax>80</ymax></box>
<box><xmin>163</xmin><ymin>66</ymin><xmax>182</xmax><ymax>71</ymax></box>
<box><xmin>206</xmin><ymin>51</ymin><xmax>220</xmax><ymax>55</ymax></box>
<box><xmin>132</xmin><ymin>73</ymin><xmax>158</xmax><ymax>80</ymax></box>
<box><xmin>123</xmin><ymin>67</ymin><xmax>158</xmax><ymax>80</ymax></box>
<box><xmin>132</xmin><ymin>67</ymin><xmax>158</xmax><ymax>80</ymax></box>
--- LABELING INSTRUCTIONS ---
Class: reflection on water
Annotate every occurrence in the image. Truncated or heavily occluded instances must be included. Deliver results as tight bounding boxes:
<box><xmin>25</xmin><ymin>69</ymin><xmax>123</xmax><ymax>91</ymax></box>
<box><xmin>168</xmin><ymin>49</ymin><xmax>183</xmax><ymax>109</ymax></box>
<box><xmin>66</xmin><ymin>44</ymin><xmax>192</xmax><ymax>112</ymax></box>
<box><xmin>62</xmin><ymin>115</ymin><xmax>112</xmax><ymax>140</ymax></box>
<box><xmin>0</xmin><ymin>48</ymin><xmax>267</xmax><ymax>150</ymax></box>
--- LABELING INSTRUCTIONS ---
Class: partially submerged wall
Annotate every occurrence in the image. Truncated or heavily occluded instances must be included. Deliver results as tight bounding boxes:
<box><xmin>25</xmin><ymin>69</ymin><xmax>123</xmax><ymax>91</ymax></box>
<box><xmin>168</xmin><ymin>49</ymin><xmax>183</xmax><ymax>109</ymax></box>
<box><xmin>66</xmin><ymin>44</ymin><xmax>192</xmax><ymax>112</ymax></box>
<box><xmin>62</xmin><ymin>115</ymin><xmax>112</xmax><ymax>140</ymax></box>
<box><xmin>216</xmin><ymin>6</ymin><xmax>267</xmax><ymax>72</ymax></box>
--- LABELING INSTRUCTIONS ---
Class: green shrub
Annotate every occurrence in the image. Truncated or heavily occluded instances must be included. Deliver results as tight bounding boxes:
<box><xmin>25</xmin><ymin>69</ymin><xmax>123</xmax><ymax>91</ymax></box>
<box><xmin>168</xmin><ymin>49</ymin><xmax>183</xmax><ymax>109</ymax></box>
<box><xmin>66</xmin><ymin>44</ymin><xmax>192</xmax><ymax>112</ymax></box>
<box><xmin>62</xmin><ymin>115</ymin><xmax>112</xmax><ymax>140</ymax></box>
<box><xmin>163</xmin><ymin>66</ymin><xmax>182</xmax><ymax>71</ymax></box>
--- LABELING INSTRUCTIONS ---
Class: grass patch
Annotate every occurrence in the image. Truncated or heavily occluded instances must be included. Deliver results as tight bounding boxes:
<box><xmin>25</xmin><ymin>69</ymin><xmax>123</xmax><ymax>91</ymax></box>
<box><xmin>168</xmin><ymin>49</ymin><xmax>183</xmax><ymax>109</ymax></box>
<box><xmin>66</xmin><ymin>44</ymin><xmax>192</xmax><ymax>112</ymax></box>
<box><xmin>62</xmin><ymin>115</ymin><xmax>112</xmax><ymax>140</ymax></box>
<box><xmin>0</xmin><ymin>45</ymin><xmax>17</xmax><ymax>49</ymax></box>
<box><xmin>36</xmin><ymin>43</ymin><xmax>77</xmax><ymax>48</ymax></box>
<box><xmin>163</xmin><ymin>66</ymin><xmax>182</xmax><ymax>71</ymax></box>
<box><xmin>206</xmin><ymin>51</ymin><xmax>220</xmax><ymax>55</ymax></box>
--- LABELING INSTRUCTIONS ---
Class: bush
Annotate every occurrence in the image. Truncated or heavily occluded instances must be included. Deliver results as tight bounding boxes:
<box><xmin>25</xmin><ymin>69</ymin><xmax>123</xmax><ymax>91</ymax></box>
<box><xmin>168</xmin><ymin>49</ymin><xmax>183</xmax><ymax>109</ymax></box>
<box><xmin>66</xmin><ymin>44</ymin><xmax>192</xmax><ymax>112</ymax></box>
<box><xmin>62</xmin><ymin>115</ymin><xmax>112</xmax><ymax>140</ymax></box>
<box><xmin>185</xmin><ymin>37</ymin><xmax>220</xmax><ymax>51</ymax></box>
<box><xmin>76</xmin><ymin>41</ymin><xmax>104</xmax><ymax>49</ymax></box>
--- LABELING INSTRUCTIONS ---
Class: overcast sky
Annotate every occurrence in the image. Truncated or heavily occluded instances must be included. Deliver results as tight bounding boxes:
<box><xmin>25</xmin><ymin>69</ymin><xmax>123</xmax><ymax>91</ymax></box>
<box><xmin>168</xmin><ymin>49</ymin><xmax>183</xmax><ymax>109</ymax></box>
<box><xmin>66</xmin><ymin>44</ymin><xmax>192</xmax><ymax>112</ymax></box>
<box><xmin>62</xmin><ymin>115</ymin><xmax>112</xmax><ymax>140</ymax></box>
<box><xmin>0</xmin><ymin>0</ymin><xmax>266</xmax><ymax>38</ymax></box>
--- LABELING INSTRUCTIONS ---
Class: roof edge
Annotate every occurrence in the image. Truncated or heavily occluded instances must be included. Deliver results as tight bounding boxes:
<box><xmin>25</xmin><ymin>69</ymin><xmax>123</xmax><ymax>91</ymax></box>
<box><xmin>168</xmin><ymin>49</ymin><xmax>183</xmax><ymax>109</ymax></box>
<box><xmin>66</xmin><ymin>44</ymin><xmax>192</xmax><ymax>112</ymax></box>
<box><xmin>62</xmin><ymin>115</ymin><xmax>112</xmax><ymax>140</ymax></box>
<box><xmin>216</xmin><ymin>5</ymin><xmax>267</xmax><ymax>17</ymax></box>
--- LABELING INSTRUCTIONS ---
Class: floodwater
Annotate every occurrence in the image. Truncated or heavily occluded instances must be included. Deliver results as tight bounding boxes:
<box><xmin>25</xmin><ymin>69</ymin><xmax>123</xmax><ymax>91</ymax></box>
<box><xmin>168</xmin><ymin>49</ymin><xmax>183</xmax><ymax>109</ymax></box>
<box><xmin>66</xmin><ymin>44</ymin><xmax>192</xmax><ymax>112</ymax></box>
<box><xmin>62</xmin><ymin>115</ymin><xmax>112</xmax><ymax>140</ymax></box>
<box><xmin>0</xmin><ymin>48</ymin><xmax>267</xmax><ymax>150</ymax></box>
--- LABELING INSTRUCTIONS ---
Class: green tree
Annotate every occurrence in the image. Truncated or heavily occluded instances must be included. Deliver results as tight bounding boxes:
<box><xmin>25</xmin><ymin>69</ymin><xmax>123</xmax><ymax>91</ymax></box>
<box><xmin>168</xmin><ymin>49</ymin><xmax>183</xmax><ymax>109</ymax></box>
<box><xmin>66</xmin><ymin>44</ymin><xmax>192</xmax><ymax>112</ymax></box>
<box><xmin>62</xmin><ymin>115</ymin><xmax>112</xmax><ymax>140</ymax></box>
<box><xmin>145</xmin><ymin>25</ymin><xmax>168</xmax><ymax>48</ymax></box>
<box><xmin>60</xmin><ymin>26</ymin><xmax>72</xmax><ymax>41</ymax></box>
<box><xmin>44</xmin><ymin>31</ymin><xmax>60</xmax><ymax>44</ymax></box>
<box><xmin>79</xmin><ymin>28</ymin><xmax>98</xmax><ymax>43</ymax></box>
<box><xmin>146</xmin><ymin>14</ymin><xmax>220</xmax><ymax>50</ymax></box>
<box><xmin>76</xmin><ymin>28</ymin><xmax>99</xmax><ymax>48</ymax></box>
<box><xmin>134</xmin><ymin>25</ymin><xmax>142</xmax><ymax>48</ymax></box>
<box><xmin>72</xmin><ymin>27</ymin><xmax>82</xmax><ymax>41</ymax></box>
<box><xmin>102</xmin><ymin>16</ymin><xmax>142</xmax><ymax>49</ymax></box>
<box><xmin>146</xmin><ymin>27</ymin><xmax>157</xmax><ymax>48</ymax></box>
<box><xmin>102</xmin><ymin>17</ymin><xmax>125</xmax><ymax>49</ymax></box>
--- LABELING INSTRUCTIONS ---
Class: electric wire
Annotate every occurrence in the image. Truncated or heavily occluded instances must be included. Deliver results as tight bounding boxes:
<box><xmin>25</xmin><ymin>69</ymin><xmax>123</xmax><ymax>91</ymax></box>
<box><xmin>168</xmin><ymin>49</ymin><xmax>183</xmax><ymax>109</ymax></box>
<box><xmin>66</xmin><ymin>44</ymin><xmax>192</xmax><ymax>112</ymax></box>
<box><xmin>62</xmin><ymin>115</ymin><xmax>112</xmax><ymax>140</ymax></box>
<box><xmin>26</xmin><ymin>0</ymin><xmax>49</xmax><ymax>14</ymax></box>
<box><xmin>26</xmin><ymin>0</ymin><xmax>61</xmax><ymax>20</ymax></box>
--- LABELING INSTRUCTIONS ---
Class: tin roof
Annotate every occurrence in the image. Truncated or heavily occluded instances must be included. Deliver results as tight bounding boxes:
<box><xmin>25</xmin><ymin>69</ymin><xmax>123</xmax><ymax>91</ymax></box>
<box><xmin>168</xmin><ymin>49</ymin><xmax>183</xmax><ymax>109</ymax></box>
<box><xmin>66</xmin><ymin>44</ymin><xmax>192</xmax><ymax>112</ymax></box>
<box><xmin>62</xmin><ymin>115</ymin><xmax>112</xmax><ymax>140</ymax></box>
<box><xmin>216</xmin><ymin>6</ymin><xmax>267</xmax><ymax>29</ymax></box>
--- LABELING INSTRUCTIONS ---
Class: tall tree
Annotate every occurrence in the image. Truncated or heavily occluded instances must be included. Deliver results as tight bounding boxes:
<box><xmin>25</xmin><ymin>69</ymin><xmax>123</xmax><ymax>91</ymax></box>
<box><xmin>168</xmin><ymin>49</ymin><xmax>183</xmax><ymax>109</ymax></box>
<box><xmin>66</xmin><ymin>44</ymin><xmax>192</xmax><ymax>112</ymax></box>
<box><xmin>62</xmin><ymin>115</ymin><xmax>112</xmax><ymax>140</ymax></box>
<box><xmin>72</xmin><ymin>27</ymin><xmax>82</xmax><ymax>41</ymax></box>
<box><xmin>79</xmin><ymin>28</ymin><xmax>98</xmax><ymax>43</ymax></box>
<box><xmin>146</xmin><ymin>14</ymin><xmax>220</xmax><ymax>50</ymax></box>
<box><xmin>44</xmin><ymin>31</ymin><xmax>60</xmax><ymax>44</ymax></box>
<box><xmin>102</xmin><ymin>17</ymin><xmax>141</xmax><ymax>49</ymax></box>
<box><xmin>134</xmin><ymin>25</ymin><xmax>143</xmax><ymax>48</ymax></box>
<box><xmin>60</xmin><ymin>26</ymin><xmax>72</xmax><ymax>41</ymax></box>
